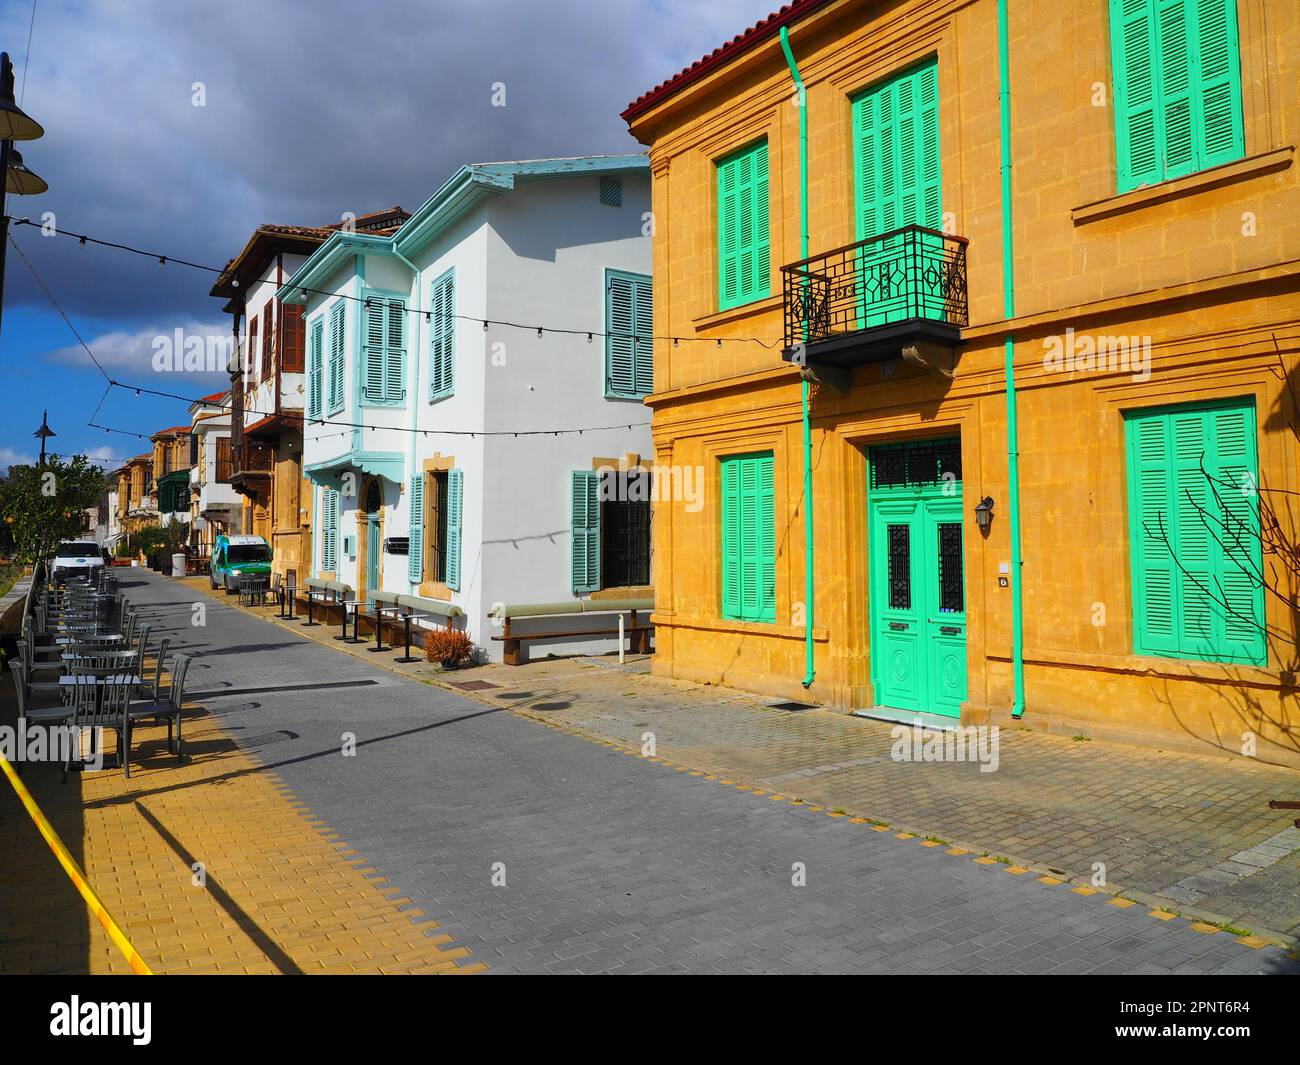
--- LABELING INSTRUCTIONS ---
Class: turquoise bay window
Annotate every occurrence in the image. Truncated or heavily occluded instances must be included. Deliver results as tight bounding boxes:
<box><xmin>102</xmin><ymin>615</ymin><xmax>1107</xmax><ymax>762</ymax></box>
<box><xmin>1125</xmin><ymin>398</ymin><xmax>1265</xmax><ymax>666</ymax></box>
<box><xmin>720</xmin><ymin>452</ymin><xmax>776</xmax><ymax>623</ymax></box>
<box><xmin>1109</xmin><ymin>0</ymin><xmax>1244</xmax><ymax>193</ymax></box>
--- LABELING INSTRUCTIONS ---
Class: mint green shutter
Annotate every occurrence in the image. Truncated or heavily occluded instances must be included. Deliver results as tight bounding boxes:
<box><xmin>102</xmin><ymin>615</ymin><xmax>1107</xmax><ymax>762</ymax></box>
<box><xmin>605</xmin><ymin>271</ymin><xmax>652</xmax><ymax>397</ymax></box>
<box><xmin>571</xmin><ymin>470</ymin><xmax>600</xmax><ymax>593</ymax></box>
<box><xmin>307</xmin><ymin>319</ymin><xmax>324</xmax><ymax>419</ymax></box>
<box><xmin>1126</xmin><ymin>399</ymin><xmax>1264</xmax><ymax>665</ymax></box>
<box><xmin>445</xmin><ymin>468</ymin><xmax>462</xmax><ymax>591</ymax></box>
<box><xmin>632</xmin><ymin>274</ymin><xmax>654</xmax><ymax>395</ymax></box>
<box><xmin>385</xmin><ymin>298</ymin><xmax>405</xmax><ymax>402</ymax></box>
<box><xmin>429</xmin><ymin>270</ymin><xmax>455</xmax><ymax>400</ymax></box>
<box><xmin>1110</xmin><ymin>0</ymin><xmax>1243</xmax><ymax>193</ymax></box>
<box><xmin>720</xmin><ymin>454</ymin><xmax>775</xmax><ymax>623</ymax></box>
<box><xmin>327</xmin><ymin>303</ymin><xmax>346</xmax><ymax>411</ymax></box>
<box><xmin>408</xmin><ymin>474</ymin><xmax>424</xmax><ymax>583</ymax></box>
<box><xmin>716</xmin><ymin>141</ymin><xmax>770</xmax><ymax>310</ymax></box>
<box><xmin>321</xmin><ymin>488</ymin><xmax>338</xmax><ymax>572</ymax></box>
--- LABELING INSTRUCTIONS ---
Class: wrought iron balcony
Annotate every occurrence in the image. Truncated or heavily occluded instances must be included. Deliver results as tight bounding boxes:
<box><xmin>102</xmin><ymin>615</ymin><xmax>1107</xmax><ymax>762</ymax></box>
<box><xmin>782</xmin><ymin>225</ymin><xmax>968</xmax><ymax>369</ymax></box>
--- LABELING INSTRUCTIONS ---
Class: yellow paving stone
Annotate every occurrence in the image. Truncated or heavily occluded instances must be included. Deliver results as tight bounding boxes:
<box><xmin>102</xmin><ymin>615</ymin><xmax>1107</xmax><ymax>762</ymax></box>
<box><xmin>1190</xmin><ymin>922</ymin><xmax>1221</xmax><ymax>934</ymax></box>
<box><xmin>872</xmin><ymin>825</ymin><xmax>892</xmax><ymax>833</ymax></box>
<box><xmin>0</xmin><ymin>695</ymin><xmax>480</xmax><ymax>975</ymax></box>
<box><xmin>1236</xmin><ymin>935</ymin><xmax>1267</xmax><ymax>949</ymax></box>
<box><xmin>1072</xmin><ymin>886</ymin><xmax>1098</xmax><ymax>896</ymax></box>
<box><xmin>895</xmin><ymin>832</ymin><xmax>915</xmax><ymax>839</ymax></box>
<box><xmin>974</xmin><ymin>856</ymin><xmax>998</xmax><ymax>865</ymax></box>
<box><xmin>1005</xmin><ymin>866</ymin><xmax>1029</xmax><ymax>874</ymax></box>
<box><xmin>1107</xmin><ymin>897</ymin><xmax>1136</xmax><ymax>908</ymax></box>
<box><xmin>919</xmin><ymin>840</ymin><xmax>942</xmax><ymax>848</ymax></box>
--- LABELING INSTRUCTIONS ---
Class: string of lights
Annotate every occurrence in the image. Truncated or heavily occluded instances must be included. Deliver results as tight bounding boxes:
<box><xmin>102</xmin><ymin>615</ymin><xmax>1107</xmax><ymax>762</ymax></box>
<box><xmin>6</xmin><ymin>215</ymin><xmax>787</xmax><ymax>348</ymax></box>
<box><xmin>92</xmin><ymin>378</ymin><xmax>650</xmax><ymax>440</ymax></box>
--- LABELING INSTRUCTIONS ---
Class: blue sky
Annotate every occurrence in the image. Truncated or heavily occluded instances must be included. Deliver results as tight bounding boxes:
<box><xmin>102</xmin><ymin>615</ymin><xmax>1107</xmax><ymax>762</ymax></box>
<box><xmin>0</xmin><ymin>0</ymin><xmax>777</xmax><ymax>472</ymax></box>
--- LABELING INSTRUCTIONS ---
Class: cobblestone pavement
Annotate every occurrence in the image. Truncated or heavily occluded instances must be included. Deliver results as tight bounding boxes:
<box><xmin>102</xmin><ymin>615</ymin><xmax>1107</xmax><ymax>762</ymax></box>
<box><xmin>4</xmin><ymin>570</ymin><xmax>1296</xmax><ymax>974</ymax></box>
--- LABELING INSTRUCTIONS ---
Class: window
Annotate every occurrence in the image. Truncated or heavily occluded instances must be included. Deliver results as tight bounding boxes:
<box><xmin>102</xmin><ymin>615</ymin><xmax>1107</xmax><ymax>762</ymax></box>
<box><xmin>603</xmin><ymin>472</ymin><xmax>651</xmax><ymax>588</ymax></box>
<box><xmin>429</xmin><ymin>269</ymin><xmax>455</xmax><ymax>401</ymax></box>
<box><xmin>1109</xmin><ymin>0</ymin><xmax>1244</xmax><ymax>193</ymax></box>
<box><xmin>853</xmin><ymin>57</ymin><xmax>941</xmax><ymax>239</ymax></box>
<box><xmin>327</xmin><ymin>302</ymin><xmax>346</xmax><ymax>413</ymax></box>
<box><xmin>247</xmin><ymin>314</ymin><xmax>259</xmax><ymax>382</ymax></box>
<box><xmin>1125</xmin><ymin>398</ymin><xmax>1264</xmax><ymax>665</ymax></box>
<box><xmin>307</xmin><ymin>318</ymin><xmax>324</xmax><ymax>419</ymax></box>
<box><xmin>716</xmin><ymin>139</ymin><xmax>770</xmax><ymax>310</ymax></box>
<box><xmin>320</xmin><ymin>487</ymin><xmax>339</xmax><ymax>572</ymax></box>
<box><xmin>361</xmin><ymin>292</ymin><xmax>406</xmax><ymax>405</ymax></box>
<box><xmin>281</xmin><ymin>304</ymin><xmax>306</xmax><ymax>373</ymax></box>
<box><xmin>719</xmin><ymin>452</ymin><xmax>776</xmax><ymax>623</ymax></box>
<box><xmin>261</xmin><ymin>302</ymin><xmax>275</xmax><ymax>382</ymax></box>
<box><xmin>605</xmin><ymin>270</ymin><xmax>653</xmax><ymax>398</ymax></box>
<box><xmin>411</xmin><ymin>468</ymin><xmax>462</xmax><ymax>589</ymax></box>
<box><xmin>600</xmin><ymin>176</ymin><xmax>623</xmax><ymax>207</ymax></box>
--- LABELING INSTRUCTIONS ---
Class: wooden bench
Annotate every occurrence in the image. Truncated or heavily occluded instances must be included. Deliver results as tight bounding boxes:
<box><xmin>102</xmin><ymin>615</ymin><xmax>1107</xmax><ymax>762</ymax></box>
<box><xmin>299</xmin><ymin>577</ymin><xmax>354</xmax><ymax>634</ymax></box>
<box><xmin>490</xmin><ymin>599</ymin><xmax>654</xmax><ymax>665</ymax></box>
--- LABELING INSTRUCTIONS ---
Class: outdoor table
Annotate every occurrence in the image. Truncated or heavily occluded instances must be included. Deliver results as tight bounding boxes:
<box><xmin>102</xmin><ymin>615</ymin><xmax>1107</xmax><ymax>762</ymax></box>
<box><xmin>57</xmin><ymin>673</ymin><xmax>143</xmax><ymax>771</ymax></box>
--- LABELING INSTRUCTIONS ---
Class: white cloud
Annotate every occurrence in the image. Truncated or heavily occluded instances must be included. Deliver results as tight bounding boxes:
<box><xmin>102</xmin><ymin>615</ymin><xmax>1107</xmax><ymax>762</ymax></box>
<box><xmin>44</xmin><ymin>320</ymin><xmax>232</xmax><ymax>380</ymax></box>
<box><xmin>0</xmin><ymin>446</ymin><xmax>36</xmax><ymax>473</ymax></box>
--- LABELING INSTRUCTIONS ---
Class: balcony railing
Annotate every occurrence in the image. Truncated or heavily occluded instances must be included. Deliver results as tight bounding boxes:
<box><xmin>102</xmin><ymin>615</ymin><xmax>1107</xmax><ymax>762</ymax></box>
<box><xmin>782</xmin><ymin>225</ymin><xmax>968</xmax><ymax>361</ymax></box>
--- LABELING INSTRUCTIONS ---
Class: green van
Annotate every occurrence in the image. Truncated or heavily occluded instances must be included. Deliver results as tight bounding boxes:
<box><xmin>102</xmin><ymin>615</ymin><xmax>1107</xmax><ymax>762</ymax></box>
<box><xmin>210</xmin><ymin>534</ymin><xmax>273</xmax><ymax>593</ymax></box>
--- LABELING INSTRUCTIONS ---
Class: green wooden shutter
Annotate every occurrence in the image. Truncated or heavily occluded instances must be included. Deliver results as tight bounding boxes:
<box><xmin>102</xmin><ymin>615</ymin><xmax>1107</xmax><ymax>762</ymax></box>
<box><xmin>321</xmin><ymin>488</ymin><xmax>338</xmax><ymax>572</ymax></box>
<box><xmin>605</xmin><ymin>271</ymin><xmax>652</xmax><ymax>397</ymax></box>
<box><xmin>606</xmin><ymin>273</ymin><xmax>635</xmax><ymax>395</ymax></box>
<box><xmin>445</xmin><ymin>468</ymin><xmax>463</xmax><ymax>591</ymax></box>
<box><xmin>408</xmin><ymin>474</ymin><xmax>424</xmax><ymax>584</ymax></box>
<box><xmin>1191</xmin><ymin>0</ymin><xmax>1244</xmax><ymax>169</ymax></box>
<box><xmin>384</xmin><ymin>298</ymin><xmax>405</xmax><ymax>403</ymax></box>
<box><xmin>1110</xmin><ymin>0</ymin><xmax>1243</xmax><ymax>192</ymax></box>
<box><xmin>852</xmin><ymin>58</ymin><xmax>941</xmax><ymax>323</ymax></box>
<box><xmin>571</xmin><ymin>470</ymin><xmax>600</xmax><ymax>593</ymax></box>
<box><xmin>1126</xmin><ymin>399</ymin><xmax>1264</xmax><ymax>665</ymax></box>
<box><xmin>720</xmin><ymin>453</ymin><xmax>776</xmax><ymax>623</ymax></box>
<box><xmin>307</xmin><ymin>319</ymin><xmax>324</xmax><ymax>420</ymax></box>
<box><xmin>362</xmin><ymin>297</ymin><xmax>385</xmax><ymax>402</ymax></box>
<box><xmin>429</xmin><ymin>270</ymin><xmax>455</xmax><ymax>401</ymax></box>
<box><xmin>632</xmin><ymin>275</ymin><xmax>654</xmax><ymax>396</ymax></box>
<box><xmin>716</xmin><ymin>140</ymin><xmax>770</xmax><ymax>310</ymax></box>
<box><xmin>327</xmin><ymin>302</ymin><xmax>346</xmax><ymax>411</ymax></box>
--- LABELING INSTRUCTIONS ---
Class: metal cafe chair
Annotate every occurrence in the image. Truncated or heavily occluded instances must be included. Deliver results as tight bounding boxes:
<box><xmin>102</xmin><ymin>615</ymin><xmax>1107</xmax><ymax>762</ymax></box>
<box><xmin>124</xmin><ymin>653</ymin><xmax>192</xmax><ymax>774</ymax></box>
<box><xmin>66</xmin><ymin>649</ymin><xmax>141</xmax><ymax>775</ymax></box>
<box><xmin>7</xmin><ymin>660</ymin><xmax>79</xmax><ymax>779</ymax></box>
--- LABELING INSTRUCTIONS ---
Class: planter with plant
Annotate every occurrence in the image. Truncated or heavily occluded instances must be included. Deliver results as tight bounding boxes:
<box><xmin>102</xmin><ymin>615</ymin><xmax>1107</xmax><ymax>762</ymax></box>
<box><xmin>424</xmin><ymin>627</ymin><xmax>475</xmax><ymax>670</ymax></box>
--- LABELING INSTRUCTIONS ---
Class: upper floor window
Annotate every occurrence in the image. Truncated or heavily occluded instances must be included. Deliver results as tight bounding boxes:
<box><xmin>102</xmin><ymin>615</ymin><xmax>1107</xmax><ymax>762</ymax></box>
<box><xmin>327</xmin><ymin>302</ymin><xmax>346</xmax><ymax>414</ymax></box>
<box><xmin>429</xmin><ymin>269</ymin><xmax>455</xmax><ymax>402</ymax></box>
<box><xmin>716</xmin><ymin>139</ymin><xmax>770</xmax><ymax>311</ymax></box>
<box><xmin>307</xmin><ymin>317</ymin><xmax>324</xmax><ymax>420</ymax></box>
<box><xmin>1110</xmin><ymin>0</ymin><xmax>1244</xmax><ymax>193</ymax></box>
<box><xmin>605</xmin><ymin>270</ymin><xmax>653</xmax><ymax>398</ymax></box>
<box><xmin>361</xmin><ymin>292</ymin><xmax>407</xmax><ymax>406</ymax></box>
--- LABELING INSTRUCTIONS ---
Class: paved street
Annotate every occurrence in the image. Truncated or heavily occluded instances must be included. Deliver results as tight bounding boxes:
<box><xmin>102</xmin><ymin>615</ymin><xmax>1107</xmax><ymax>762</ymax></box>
<box><xmin>3</xmin><ymin>569</ymin><xmax>1297</xmax><ymax>974</ymax></box>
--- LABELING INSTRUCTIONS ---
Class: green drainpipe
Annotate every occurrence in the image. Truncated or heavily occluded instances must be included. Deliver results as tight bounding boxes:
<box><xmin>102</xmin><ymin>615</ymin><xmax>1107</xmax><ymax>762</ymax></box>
<box><xmin>998</xmin><ymin>0</ymin><xmax>1026</xmax><ymax>718</ymax></box>
<box><xmin>780</xmin><ymin>26</ymin><xmax>815</xmax><ymax>691</ymax></box>
<box><xmin>393</xmin><ymin>246</ymin><xmax>423</xmax><ymax>593</ymax></box>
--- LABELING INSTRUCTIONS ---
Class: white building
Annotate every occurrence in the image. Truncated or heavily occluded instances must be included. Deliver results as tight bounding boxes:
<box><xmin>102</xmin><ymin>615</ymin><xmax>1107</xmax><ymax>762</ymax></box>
<box><xmin>187</xmin><ymin>390</ymin><xmax>241</xmax><ymax>552</ymax></box>
<box><xmin>280</xmin><ymin>156</ymin><xmax>654</xmax><ymax>660</ymax></box>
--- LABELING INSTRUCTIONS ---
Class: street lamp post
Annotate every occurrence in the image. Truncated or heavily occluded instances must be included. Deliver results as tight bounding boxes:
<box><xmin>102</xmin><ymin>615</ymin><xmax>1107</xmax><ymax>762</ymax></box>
<box><xmin>0</xmin><ymin>50</ymin><xmax>47</xmax><ymax>343</ymax></box>
<box><xmin>34</xmin><ymin>408</ymin><xmax>54</xmax><ymax>465</ymax></box>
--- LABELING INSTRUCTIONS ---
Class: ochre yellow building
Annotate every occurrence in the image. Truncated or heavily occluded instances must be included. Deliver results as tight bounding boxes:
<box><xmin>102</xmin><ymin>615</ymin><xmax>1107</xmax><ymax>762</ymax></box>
<box><xmin>624</xmin><ymin>0</ymin><xmax>1299</xmax><ymax>764</ymax></box>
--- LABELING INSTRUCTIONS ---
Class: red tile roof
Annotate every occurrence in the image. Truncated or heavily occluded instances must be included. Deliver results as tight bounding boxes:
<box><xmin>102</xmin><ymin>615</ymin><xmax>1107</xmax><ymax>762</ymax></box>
<box><xmin>622</xmin><ymin>0</ymin><xmax>834</xmax><ymax>122</ymax></box>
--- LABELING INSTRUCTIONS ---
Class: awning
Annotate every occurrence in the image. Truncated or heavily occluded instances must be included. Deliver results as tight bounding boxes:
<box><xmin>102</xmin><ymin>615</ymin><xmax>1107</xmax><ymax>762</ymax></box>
<box><xmin>304</xmin><ymin>450</ymin><xmax>405</xmax><ymax>490</ymax></box>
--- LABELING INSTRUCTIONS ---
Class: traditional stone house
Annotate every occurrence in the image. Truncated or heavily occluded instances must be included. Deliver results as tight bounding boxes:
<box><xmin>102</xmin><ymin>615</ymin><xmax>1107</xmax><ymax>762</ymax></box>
<box><xmin>623</xmin><ymin>0</ymin><xmax>1298</xmax><ymax>763</ymax></box>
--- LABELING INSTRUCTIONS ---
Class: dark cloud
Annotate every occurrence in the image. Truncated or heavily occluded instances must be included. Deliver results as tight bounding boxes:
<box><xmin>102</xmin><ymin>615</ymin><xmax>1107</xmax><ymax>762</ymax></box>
<box><xmin>2</xmin><ymin>0</ymin><xmax>775</xmax><ymax>329</ymax></box>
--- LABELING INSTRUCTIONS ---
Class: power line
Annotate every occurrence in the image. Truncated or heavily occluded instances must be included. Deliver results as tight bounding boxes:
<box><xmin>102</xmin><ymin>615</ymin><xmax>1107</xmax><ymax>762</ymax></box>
<box><xmin>19</xmin><ymin>0</ymin><xmax>36</xmax><ymax>105</ymax></box>
<box><xmin>6</xmin><ymin>233</ymin><xmax>112</xmax><ymax>382</ymax></box>
<box><xmin>6</xmin><ymin>214</ymin><xmax>785</xmax><ymax>348</ymax></box>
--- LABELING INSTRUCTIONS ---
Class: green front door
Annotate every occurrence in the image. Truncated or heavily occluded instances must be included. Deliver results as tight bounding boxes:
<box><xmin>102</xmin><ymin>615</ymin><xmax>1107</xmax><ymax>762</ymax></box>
<box><xmin>367</xmin><ymin>515</ymin><xmax>381</xmax><ymax>595</ymax></box>
<box><xmin>868</xmin><ymin>439</ymin><xmax>967</xmax><ymax>719</ymax></box>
